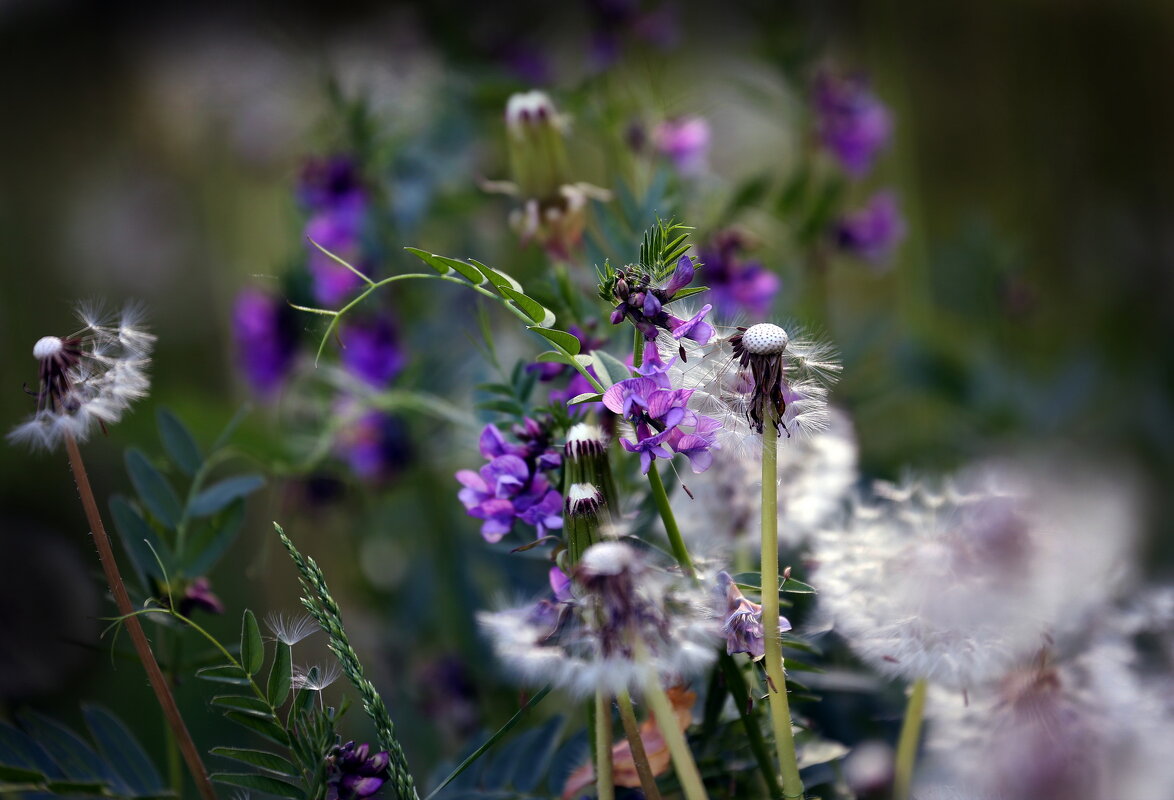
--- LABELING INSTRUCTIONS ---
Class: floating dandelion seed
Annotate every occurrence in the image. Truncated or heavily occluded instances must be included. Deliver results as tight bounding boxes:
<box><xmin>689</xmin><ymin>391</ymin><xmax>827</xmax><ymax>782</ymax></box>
<box><xmin>264</xmin><ymin>611</ymin><xmax>320</xmax><ymax>646</ymax></box>
<box><xmin>291</xmin><ymin>661</ymin><xmax>343</xmax><ymax>692</ymax></box>
<box><xmin>9</xmin><ymin>302</ymin><xmax>155</xmax><ymax>451</ymax></box>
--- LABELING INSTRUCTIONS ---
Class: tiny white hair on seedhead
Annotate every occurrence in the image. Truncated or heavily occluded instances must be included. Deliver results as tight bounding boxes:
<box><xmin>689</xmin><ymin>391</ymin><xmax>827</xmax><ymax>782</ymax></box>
<box><xmin>667</xmin><ymin>322</ymin><xmax>841</xmax><ymax>461</ymax></box>
<box><xmin>290</xmin><ymin>661</ymin><xmax>342</xmax><ymax>692</ymax></box>
<box><xmin>921</xmin><ymin>627</ymin><xmax>1174</xmax><ymax>800</ymax></box>
<box><xmin>672</xmin><ymin>407</ymin><xmax>859</xmax><ymax>557</ymax></box>
<box><xmin>811</xmin><ymin>455</ymin><xmax>1141</xmax><ymax>691</ymax></box>
<box><xmin>8</xmin><ymin>300</ymin><xmax>154</xmax><ymax>451</ymax></box>
<box><xmin>264</xmin><ymin>611</ymin><xmax>320</xmax><ymax>646</ymax></box>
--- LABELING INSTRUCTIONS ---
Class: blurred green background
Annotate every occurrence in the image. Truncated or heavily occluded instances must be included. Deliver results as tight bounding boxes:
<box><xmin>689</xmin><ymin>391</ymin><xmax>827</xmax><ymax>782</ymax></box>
<box><xmin>1</xmin><ymin>0</ymin><xmax>1172</xmax><ymax>788</ymax></box>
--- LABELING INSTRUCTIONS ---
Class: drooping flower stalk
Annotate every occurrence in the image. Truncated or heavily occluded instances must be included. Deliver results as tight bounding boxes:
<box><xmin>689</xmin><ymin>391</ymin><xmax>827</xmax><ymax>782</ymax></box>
<box><xmin>616</xmin><ymin>690</ymin><xmax>662</xmax><ymax>800</ymax></box>
<box><xmin>64</xmin><ymin>435</ymin><xmax>218</xmax><ymax>800</ymax></box>
<box><xmin>892</xmin><ymin>677</ymin><xmax>927</xmax><ymax>800</ymax></box>
<box><xmin>760</xmin><ymin>416</ymin><xmax>804</xmax><ymax>799</ymax></box>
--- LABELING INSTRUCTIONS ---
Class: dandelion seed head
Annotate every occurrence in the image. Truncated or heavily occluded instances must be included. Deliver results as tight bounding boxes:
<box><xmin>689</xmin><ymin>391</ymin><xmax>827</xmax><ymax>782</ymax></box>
<box><xmin>32</xmin><ymin>337</ymin><xmax>64</xmax><ymax>360</ymax></box>
<box><xmin>740</xmin><ymin>323</ymin><xmax>789</xmax><ymax>355</ymax></box>
<box><xmin>9</xmin><ymin>302</ymin><xmax>154</xmax><ymax>451</ymax></box>
<box><xmin>921</xmin><ymin>631</ymin><xmax>1174</xmax><ymax>800</ymax></box>
<box><xmin>478</xmin><ymin>543</ymin><xmax>718</xmax><ymax>697</ymax></box>
<box><xmin>812</xmin><ymin>456</ymin><xmax>1140</xmax><ymax>689</ymax></box>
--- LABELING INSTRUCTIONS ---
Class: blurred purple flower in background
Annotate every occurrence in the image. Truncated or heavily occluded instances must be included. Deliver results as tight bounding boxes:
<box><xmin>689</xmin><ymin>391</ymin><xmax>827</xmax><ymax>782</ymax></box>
<box><xmin>834</xmin><ymin>191</ymin><xmax>906</xmax><ymax>265</ymax></box>
<box><xmin>339</xmin><ymin>316</ymin><xmax>406</xmax><ymax>388</ymax></box>
<box><xmin>653</xmin><ymin>116</ymin><xmax>710</xmax><ymax>175</ymax></box>
<box><xmin>813</xmin><ymin>71</ymin><xmax>892</xmax><ymax>177</ymax></box>
<box><xmin>334</xmin><ymin>409</ymin><xmax>412</xmax><ymax>484</ymax></box>
<box><xmin>586</xmin><ymin>0</ymin><xmax>681</xmax><ymax>70</ymax></box>
<box><xmin>232</xmin><ymin>287</ymin><xmax>300</xmax><ymax>397</ymax></box>
<box><xmin>299</xmin><ymin>155</ymin><xmax>370</xmax><ymax>306</ymax></box>
<box><xmin>698</xmin><ymin>230</ymin><xmax>780</xmax><ymax>321</ymax></box>
<box><xmin>177</xmin><ymin>577</ymin><xmax>225</xmax><ymax>617</ymax></box>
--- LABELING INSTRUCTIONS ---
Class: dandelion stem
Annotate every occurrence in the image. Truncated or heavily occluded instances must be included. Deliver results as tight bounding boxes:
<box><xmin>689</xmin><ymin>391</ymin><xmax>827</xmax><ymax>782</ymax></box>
<box><xmin>641</xmin><ymin>672</ymin><xmax>709</xmax><ymax>800</ymax></box>
<box><xmin>63</xmin><ymin>434</ymin><xmax>217</xmax><ymax>800</ymax></box>
<box><xmin>616</xmin><ymin>690</ymin><xmax>662</xmax><ymax>800</ymax></box>
<box><xmin>893</xmin><ymin>678</ymin><xmax>927</xmax><ymax>800</ymax></box>
<box><xmin>760</xmin><ymin>421</ymin><xmax>804</xmax><ymax>799</ymax></box>
<box><xmin>719</xmin><ymin>653</ymin><xmax>783</xmax><ymax>799</ymax></box>
<box><xmin>595</xmin><ymin>691</ymin><xmax>615</xmax><ymax>800</ymax></box>
<box><xmin>647</xmin><ymin>465</ymin><xmax>696</xmax><ymax>579</ymax></box>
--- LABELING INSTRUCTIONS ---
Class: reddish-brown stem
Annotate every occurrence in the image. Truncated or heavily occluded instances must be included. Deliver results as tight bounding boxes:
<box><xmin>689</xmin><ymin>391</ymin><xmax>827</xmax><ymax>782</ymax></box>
<box><xmin>64</xmin><ymin>434</ymin><xmax>218</xmax><ymax>800</ymax></box>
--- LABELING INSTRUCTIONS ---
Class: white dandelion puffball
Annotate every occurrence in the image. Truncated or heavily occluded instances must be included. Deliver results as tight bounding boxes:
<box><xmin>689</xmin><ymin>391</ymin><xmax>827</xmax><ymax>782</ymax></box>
<box><xmin>812</xmin><ymin>456</ymin><xmax>1140</xmax><ymax>689</ymax></box>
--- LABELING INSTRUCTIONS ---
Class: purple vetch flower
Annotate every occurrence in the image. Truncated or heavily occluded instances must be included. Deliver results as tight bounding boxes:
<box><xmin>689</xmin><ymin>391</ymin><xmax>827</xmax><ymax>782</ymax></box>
<box><xmin>339</xmin><ymin>316</ymin><xmax>406</xmax><ymax>388</ymax></box>
<box><xmin>653</xmin><ymin>116</ymin><xmax>710</xmax><ymax>175</ymax></box>
<box><xmin>602</xmin><ymin>349</ymin><xmax>721</xmax><ymax>474</ymax></box>
<box><xmin>455</xmin><ymin>420</ymin><xmax>563</xmax><ymax>541</ymax></box>
<box><xmin>668</xmin><ymin>304</ymin><xmax>715</xmax><ymax>344</ymax></box>
<box><xmin>813</xmin><ymin>71</ymin><xmax>893</xmax><ymax>177</ymax></box>
<box><xmin>698</xmin><ymin>230</ymin><xmax>781</xmax><ymax>320</ymax></box>
<box><xmin>717</xmin><ymin>571</ymin><xmax>790</xmax><ymax>660</ymax></box>
<box><xmin>297</xmin><ymin>154</ymin><xmax>371</xmax><ymax>307</ymax></box>
<box><xmin>233</xmin><ymin>288</ymin><xmax>299</xmax><ymax>398</ymax></box>
<box><xmin>606</xmin><ymin>255</ymin><xmax>715</xmax><ymax>345</ymax></box>
<box><xmin>834</xmin><ymin>191</ymin><xmax>906</xmax><ymax>265</ymax></box>
<box><xmin>326</xmin><ymin>741</ymin><xmax>391</xmax><ymax>800</ymax></box>
<box><xmin>177</xmin><ymin>577</ymin><xmax>225</xmax><ymax>617</ymax></box>
<box><xmin>298</xmin><ymin>155</ymin><xmax>366</xmax><ymax>214</ymax></box>
<box><xmin>334</xmin><ymin>408</ymin><xmax>412</xmax><ymax>483</ymax></box>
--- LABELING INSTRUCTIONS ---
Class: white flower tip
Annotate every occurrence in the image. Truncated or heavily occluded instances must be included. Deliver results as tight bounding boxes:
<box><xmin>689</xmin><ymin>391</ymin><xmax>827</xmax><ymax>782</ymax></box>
<box><xmin>742</xmin><ymin>323</ymin><xmax>789</xmax><ymax>355</ymax></box>
<box><xmin>33</xmin><ymin>336</ymin><xmax>63</xmax><ymax>360</ymax></box>
<box><xmin>505</xmin><ymin>90</ymin><xmax>556</xmax><ymax>130</ymax></box>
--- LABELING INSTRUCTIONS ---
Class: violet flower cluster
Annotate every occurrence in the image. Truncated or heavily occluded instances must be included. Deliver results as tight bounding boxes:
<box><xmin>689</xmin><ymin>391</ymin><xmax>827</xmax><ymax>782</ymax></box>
<box><xmin>698</xmin><ymin>230</ymin><xmax>781</xmax><ymax>321</ymax></box>
<box><xmin>813</xmin><ymin>71</ymin><xmax>892</xmax><ymax>177</ymax></box>
<box><xmin>834</xmin><ymin>191</ymin><xmax>906</xmax><ymax>266</ymax></box>
<box><xmin>232</xmin><ymin>288</ymin><xmax>300</xmax><ymax>397</ymax></box>
<box><xmin>456</xmin><ymin>419</ymin><xmax>563</xmax><ymax>542</ymax></box>
<box><xmin>602</xmin><ymin>346</ymin><xmax>721</xmax><ymax>474</ymax></box>
<box><xmin>607</xmin><ymin>255</ymin><xmax>715</xmax><ymax>344</ymax></box>
<box><xmin>325</xmin><ymin>740</ymin><xmax>391</xmax><ymax>800</ymax></box>
<box><xmin>299</xmin><ymin>155</ymin><xmax>370</xmax><ymax>306</ymax></box>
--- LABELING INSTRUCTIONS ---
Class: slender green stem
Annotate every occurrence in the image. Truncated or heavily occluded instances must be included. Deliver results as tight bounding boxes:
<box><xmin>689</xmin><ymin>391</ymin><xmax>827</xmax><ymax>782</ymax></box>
<box><xmin>760</xmin><ymin>423</ymin><xmax>804</xmax><ymax>799</ymax></box>
<box><xmin>646</xmin><ymin>465</ymin><xmax>695</xmax><ymax>579</ymax></box>
<box><xmin>595</xmin><ymin>691</ymin><xmax>615</xmax><ymax>800</ymax></box>
<box><xmin>616</xmin><ymin>691</ymin><xmax>662</xmax><ymax>800</ymax></box>
<box><xmin>893</xmin><ymin>678</ymin><xmax>927</xmax><ymax>800</ymax></box>
<box><xmin>719</xmin><ymin>653</ymin><xmax>783</xmax><ymax>799</ymax></box>
<box><xmin>641</xmin><ymin>671</ymin><xmax>708</xmax><ymax>800</ymax></box>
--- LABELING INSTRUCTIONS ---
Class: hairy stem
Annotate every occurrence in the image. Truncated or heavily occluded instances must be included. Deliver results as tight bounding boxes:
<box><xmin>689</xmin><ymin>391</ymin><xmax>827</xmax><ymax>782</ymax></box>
<box><xmin>64</xmin><ymin>435</ymin><xmax>217</xmax><ymax>800</ymax></box>
<box><xmin>893</xmin><ymin>678</ymin><xmax>927</xmax><ymax>800</ymax></box>
<box><xmin>616</xmin><ymin>691</ymin><xmax>662</xmax><ymax>800</ymax></box>
<box><xmin>760</xmin><ymin>424</ymin><xmax>804</xmax><ymax>799</ymax></box>
<box><xmin>595</xmin><ymin>691</ymin><xmax>615</xmax><ymax>800</ymax></box>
